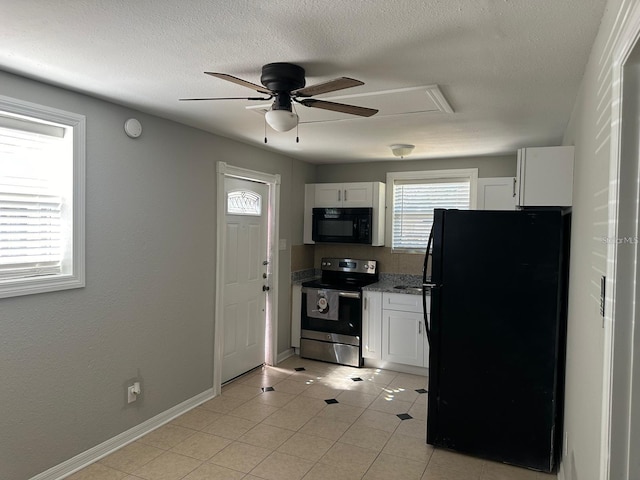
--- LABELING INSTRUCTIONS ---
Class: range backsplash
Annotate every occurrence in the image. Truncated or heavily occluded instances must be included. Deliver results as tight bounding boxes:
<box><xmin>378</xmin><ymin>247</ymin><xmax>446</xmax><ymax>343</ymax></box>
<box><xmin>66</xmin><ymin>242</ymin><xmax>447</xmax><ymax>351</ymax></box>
<box><xmin>291</xmin><ymin>244</ymin><xmax>428</xmax><ymax>276</ymax></box>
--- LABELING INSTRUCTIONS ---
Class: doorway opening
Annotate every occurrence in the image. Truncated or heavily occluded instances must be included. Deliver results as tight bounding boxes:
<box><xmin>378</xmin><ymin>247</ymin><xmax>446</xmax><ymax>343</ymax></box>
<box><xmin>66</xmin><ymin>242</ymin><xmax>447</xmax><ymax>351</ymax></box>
<box><xmin>214</xmin><ymin>162</ymin><xmax>280</xmax><ymax>393</ymax></box>
<box><xmin>603</xmin><ymin>11</ymin><xmax>640</xmax><ymax>479</ymax></box>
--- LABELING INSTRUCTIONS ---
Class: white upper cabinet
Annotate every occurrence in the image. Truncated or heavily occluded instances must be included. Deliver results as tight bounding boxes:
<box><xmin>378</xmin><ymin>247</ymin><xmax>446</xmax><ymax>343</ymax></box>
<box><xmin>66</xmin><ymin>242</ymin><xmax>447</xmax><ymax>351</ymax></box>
<box><xmin>314</xmin><ymin>182</ymin><xmax>376</xmax><ymax>208</ymax></box>
<box><xmin>476</xmin><ymin>177</ymin><xmax>518</xmax><ymax>210</ymax></box>
<box><xmin>515</xmin><ymin>146</ymin><xmax>574</xmax><ymax>207</ymax></box>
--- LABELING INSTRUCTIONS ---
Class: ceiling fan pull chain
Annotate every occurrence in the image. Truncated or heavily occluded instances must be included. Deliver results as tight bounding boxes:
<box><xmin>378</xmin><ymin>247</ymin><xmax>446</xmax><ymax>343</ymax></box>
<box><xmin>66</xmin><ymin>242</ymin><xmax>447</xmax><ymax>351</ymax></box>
<box><xmin>294</xmin><ymin>103</ymin><xmax>300</xmax><ymax>143</ymax></box>
<box><xmin>264</xmin><ymin>116</ymin><xmax>268</xmax><ymax>144</ymax></box>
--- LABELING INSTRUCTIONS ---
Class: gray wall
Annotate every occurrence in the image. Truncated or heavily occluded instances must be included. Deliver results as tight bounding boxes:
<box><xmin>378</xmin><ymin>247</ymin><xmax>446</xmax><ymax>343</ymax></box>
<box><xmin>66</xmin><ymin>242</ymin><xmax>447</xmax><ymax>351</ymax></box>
<box><xmin>315</xmin><ymin>154</ymin><xmax>516</xmax><ymax>183</ymax></box>
<box><xmin>0</xmin><ymin>70</ymin><xmax>312</xmax><ymax>480</ymax></box>
<box><xmin>559</xmin><ymin>0</ymin><xmax>624</xmax><ymax>479</ymax></box>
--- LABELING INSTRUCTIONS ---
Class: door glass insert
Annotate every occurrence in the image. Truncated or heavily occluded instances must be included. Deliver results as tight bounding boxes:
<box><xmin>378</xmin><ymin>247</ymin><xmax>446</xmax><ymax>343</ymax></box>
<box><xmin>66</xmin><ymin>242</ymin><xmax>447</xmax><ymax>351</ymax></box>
<box><xmin>227</xmin><ymin>190</ymin><xmax>262</xmax><ymax>216</ymax></box>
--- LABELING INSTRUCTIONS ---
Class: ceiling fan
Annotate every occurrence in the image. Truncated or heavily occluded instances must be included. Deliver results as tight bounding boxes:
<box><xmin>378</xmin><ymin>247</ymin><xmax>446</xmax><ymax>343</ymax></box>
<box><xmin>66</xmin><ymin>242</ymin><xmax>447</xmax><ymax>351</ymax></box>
<box><xmin>180</xmin><ymin>62</ymin><xmax>378</xmax><ymax>132</ymax></box>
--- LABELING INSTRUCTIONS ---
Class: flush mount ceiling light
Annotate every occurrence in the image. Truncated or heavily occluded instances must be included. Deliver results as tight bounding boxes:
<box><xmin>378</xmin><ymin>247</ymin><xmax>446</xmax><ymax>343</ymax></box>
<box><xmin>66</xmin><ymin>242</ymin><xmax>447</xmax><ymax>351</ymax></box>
<box><xmin>390</xmin><ymin>144</ymin><xmax>415</xmax><ymax>158</ymax></box>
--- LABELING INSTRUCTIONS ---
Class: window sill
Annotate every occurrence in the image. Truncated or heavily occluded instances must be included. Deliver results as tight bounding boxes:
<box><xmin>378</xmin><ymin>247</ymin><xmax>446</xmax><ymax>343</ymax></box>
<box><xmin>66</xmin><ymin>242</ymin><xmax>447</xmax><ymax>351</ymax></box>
<box><xmin>0</xmin><ymin>275</ymin><xmax>85</xmax><ymax>299</ymax></box>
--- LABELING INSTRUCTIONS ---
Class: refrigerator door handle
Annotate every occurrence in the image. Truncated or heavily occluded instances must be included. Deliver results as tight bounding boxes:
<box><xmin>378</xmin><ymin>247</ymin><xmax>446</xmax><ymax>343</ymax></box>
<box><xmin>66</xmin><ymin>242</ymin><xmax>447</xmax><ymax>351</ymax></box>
<box><xmin>422</xmin><ymin>285</ymin><xmax>431</xmax><ymax>345</ymax></box>
<box><xmin>423</xmin><ymin>223</ymin><xmax>435</xmax><ymax>345</ymax></box>
<box><xmin>423</xmin><ymin>226</ymin><xmax>434</xmax><ymax>284</ymax></box>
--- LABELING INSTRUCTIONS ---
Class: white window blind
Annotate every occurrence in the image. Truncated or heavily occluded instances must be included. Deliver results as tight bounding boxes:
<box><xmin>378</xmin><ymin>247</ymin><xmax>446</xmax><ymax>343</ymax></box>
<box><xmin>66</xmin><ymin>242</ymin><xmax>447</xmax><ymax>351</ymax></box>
<box><xmin>0</xmin><ymin>96</ymin><xmax>85</xmax><ymax>299</ymax></box>
<box><xmin>392</xmin><ymin>178</ymin><xmax>471</xmax><ymax>251</ymax></box>
<box><xmin>0</xmin><ymin>118</ymin><xmax>67</xmax><ymax>281</ymax></box>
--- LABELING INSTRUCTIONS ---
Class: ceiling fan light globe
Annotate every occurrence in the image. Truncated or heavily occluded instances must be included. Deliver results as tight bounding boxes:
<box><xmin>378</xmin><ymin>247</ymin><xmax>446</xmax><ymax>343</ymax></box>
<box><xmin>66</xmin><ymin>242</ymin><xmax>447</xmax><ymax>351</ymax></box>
<box><xmin>265</xmin><ymin>109</ymin><xmax>298</xmax><ymax>132</ymax></box>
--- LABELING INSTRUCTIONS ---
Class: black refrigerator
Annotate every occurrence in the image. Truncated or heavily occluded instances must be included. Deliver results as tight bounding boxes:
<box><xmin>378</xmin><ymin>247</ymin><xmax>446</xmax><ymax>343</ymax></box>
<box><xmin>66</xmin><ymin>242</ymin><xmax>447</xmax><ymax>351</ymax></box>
<box><xmin>424</xmin><ymin>208</ymin><xmax>570</xmax><ymax>473</ymax></box>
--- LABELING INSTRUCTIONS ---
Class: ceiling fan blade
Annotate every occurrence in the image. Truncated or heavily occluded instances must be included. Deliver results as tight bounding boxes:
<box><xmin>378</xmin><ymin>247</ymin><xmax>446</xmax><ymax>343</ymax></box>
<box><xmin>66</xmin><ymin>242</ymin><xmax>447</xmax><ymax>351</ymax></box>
<box><xmin>297</xmin><ymin>99</ymin><xmax>378</xmax><ymax>117</ymax></box>
<box><xmin>292</xmin><ymin>77</ymin><xmax>364</xmax><ymax>97</ymax></box>
<box><xmin>179</xmin><ymin>96</ymin><xmax>272</xmax><ymax>101</ymax></box>
<box><xmin>204</xmin><ymin>72</ymin><xmax>273</xmax><ymax>95</ymax></box>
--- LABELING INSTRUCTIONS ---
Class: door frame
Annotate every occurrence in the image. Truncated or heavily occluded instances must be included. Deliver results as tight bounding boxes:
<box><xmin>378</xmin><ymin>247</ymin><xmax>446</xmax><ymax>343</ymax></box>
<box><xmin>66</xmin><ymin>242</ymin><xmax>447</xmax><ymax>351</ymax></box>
<box><xmin>603</xmin><ymin>4</ymin><xmax>640</xmax><ymax>479</ymax></box>
<box><xmin>214</xmin><ymin>161</ymin><xmax>281</xmax><ymax>395</ymax></box>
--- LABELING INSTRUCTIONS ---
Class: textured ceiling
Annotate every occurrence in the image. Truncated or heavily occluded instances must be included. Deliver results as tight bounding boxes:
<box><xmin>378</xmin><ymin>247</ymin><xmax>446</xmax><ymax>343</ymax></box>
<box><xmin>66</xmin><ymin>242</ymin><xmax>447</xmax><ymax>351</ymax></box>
<box><xmin>0</xmin><ymin>0</ymin><xmax>607</xmax><ymax>164</ymax></box>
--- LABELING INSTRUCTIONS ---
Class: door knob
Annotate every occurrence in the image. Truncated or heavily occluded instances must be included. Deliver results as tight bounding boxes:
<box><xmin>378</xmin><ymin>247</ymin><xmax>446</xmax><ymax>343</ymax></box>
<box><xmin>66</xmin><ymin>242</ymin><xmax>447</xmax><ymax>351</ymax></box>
<box><xmin>263</xmin><ymin>285</ymin><xmax>270</xmax><ymax>292</ymax></box>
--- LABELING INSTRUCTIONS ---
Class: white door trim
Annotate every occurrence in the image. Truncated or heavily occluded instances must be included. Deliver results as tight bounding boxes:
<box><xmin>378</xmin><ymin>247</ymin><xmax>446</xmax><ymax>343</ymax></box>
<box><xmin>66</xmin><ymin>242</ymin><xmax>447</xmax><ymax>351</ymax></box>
<box><xmin>603</xmin><ymin>3</ymin><xmax>640</xmax><ymax>479</ymax></box>
<box><xmin>214</xmin><ymin>161</ymin><xmax>280</xmax><ymax>395</ymax></box>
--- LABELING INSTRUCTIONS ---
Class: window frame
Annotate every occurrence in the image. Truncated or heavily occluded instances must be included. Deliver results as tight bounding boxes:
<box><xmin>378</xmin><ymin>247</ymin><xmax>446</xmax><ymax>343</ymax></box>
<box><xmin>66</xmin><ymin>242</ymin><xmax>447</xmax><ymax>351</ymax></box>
<box><xmin>385</xmin><ymin>168</ymin><xmax>478</xmax><ymax>253</ymax></box>
<box><xmin>0</xmin><ymin>95</ymin><xmax>86</xmax><ymax>299</ymax></box>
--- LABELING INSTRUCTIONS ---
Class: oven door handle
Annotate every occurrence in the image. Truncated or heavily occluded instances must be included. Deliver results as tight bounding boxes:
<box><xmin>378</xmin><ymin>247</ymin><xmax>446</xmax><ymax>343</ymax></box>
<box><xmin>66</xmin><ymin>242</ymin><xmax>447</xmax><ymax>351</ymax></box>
<box><xmin>338</xmin><ymin>291</ymin><xmax>361</xmax><ymax>299</ymax></box>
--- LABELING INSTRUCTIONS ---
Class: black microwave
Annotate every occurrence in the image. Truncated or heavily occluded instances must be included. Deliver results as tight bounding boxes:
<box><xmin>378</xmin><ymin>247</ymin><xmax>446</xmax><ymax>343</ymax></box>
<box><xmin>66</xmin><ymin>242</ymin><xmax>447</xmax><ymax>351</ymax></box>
<box><xmin>312</xmin><ymin>208</ymin><xmax>373</xmax><ymax>244</ymax></box>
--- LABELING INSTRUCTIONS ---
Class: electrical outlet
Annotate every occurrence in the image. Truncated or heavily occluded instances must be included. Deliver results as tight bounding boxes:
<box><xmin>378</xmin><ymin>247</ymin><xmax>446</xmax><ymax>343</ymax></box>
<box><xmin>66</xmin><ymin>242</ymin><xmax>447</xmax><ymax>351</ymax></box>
<box><xmin>127</xmin><ymin>382</ymin><xmax>141</xmax><ymax>403</ymax></box>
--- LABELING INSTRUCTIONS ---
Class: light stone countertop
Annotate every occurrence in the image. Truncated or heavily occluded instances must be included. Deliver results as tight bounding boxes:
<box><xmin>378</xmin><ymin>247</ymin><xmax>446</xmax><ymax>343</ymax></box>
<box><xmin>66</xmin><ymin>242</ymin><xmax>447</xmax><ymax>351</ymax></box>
<box><xmin>291</xmin><ymin>271</ymin><xmax>429</xmax><ymax>295</ymax></box>
<box><xmin>291</xmin><ymin>269</ymin><xmax>319</xmax><ymax>285</ymax></box>
<box><xmin>362</xmin><ymin>273</ymin><xmax>427</xmax><ymax>295</ymax></box>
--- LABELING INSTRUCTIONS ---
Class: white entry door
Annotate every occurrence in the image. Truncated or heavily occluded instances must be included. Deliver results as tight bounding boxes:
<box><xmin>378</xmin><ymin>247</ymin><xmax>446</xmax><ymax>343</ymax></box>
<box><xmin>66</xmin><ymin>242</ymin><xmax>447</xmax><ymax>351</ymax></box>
<box><xmin>222</xmin><ymin>177</ymin><xmax>270</xmax><ymax>383</ymax></box>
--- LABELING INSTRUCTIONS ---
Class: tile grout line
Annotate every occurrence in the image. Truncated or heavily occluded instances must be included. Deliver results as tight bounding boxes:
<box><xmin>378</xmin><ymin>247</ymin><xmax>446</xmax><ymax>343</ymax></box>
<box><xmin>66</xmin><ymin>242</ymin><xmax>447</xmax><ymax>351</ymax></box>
<box><xmin>221</xmin><ymin>363</ymin><xmax>424</xmax><ymax>480</ymax></box>
<box><xmin>83</xmin><ymin>359</ymin><xmax>432</xmax><ymax>480</ymax></box>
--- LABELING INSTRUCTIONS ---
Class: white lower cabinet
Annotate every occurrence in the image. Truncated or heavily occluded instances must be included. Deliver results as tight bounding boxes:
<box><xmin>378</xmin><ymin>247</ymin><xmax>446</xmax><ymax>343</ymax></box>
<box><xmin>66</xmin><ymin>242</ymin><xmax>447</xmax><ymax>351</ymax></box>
<box><xmin>362</xmin><ymin>291</ymin><xmax>429</xmax><ymax>367</ymax></box>
<box><xmin>382</xmin><ymin>309</ymin><xmax>425</xmax><ymax>366</ymax></box>
<box><xmin>362</xmin><ymin>291</ymin><xmax>382</xmax><ymax>359</ymax></box>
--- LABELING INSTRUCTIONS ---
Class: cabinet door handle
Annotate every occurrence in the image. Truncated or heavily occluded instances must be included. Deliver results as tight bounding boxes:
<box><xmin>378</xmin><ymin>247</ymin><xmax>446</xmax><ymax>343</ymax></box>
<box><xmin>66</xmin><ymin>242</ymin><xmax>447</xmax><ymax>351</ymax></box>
<box><xmin>338</xmin><ymin>190</ymin><xmax>341</xmax><ymax>202</ymax></box>
<box><xmin>513</xmin><ymin>177</ymin><xmax>517</xmax><ymax>197</ymax></box>
<box><xmin>418</xmin><ymin>320</ymin><xmax>422</xmax><ymax>334</ymax></box>
<box><xmin>364</xmin><ymin>297</ymin><xmax>367</xmax><ymax>310</ymax></box>
<box><xmin>344</xmin><ymin>190</ymin><xmax>348</xmax><ymax>202</ymax></box>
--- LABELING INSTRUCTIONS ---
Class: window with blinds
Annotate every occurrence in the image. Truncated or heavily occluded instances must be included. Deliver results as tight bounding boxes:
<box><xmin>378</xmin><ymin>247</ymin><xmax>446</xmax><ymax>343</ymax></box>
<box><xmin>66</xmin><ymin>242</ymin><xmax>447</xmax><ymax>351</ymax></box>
<box><xmin>0</xmin><ymin>122</ymin><xmax>66</xmax><ymax>280</ymax></box>
<box><xmin>387</xmin><ymin>169</ymin><xmax>477</xmax><ymax>252</ymax></box>
<box><xmin>0</xmin><ymin>96</ymin><xmax>85</xmax><ymax>298</ymax></box>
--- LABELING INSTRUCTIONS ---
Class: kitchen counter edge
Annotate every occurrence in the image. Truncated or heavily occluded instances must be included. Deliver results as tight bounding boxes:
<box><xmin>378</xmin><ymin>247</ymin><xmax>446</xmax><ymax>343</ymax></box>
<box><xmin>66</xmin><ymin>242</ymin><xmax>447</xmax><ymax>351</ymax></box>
<box><xmin>363</xmin><ymin>274</ymin><xmax>427</xmax><ymax>295</ymax></box>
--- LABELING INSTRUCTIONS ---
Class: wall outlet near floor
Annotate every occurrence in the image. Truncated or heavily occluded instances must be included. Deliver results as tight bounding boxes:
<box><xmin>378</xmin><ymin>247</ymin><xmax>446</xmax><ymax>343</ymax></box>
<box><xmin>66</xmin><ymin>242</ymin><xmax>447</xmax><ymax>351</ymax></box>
<box><xmin>127</xmin><ymin>382</ymin><xmax>141</xmax><ymax>403</ymax></box>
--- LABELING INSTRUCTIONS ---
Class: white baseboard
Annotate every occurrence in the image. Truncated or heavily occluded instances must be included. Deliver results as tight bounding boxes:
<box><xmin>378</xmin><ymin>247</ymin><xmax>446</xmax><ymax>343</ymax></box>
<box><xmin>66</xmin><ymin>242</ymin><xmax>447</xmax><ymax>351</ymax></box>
<box><xmin>31</xmin><ymin>388</ymin><xmax>215</xmax><ymax>480</ymax></box>
<box><xmin>363</xmin><ymin>358</ymin><xmax>429</xmax><ymax>377</ymax></box>
<box><xmin>276</xmin><ymin>348</ymin><xmax>295</xmax><ymax>364</ymax></box>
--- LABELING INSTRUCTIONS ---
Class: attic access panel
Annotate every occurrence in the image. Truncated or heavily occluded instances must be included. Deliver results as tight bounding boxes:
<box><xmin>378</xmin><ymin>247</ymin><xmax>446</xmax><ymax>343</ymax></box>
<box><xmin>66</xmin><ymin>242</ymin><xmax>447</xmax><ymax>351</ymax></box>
<box><xmin>246</xmin><ymin>85</ymin><xmax>453</xmax><ymax>124</ymax></box>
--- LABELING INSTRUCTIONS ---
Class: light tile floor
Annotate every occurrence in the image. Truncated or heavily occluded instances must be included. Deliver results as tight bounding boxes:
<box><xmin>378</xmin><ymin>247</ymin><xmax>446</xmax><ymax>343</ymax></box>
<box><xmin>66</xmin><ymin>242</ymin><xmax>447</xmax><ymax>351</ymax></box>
<box><xmin>67</xmin><ymin>356</ymin><xmax>557</xmax><ymax>480</ymax></box>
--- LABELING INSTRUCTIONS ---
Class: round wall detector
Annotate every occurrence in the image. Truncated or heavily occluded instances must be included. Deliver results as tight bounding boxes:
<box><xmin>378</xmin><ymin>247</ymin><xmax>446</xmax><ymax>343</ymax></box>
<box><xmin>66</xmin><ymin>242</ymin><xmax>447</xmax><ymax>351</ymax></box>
<box><xmin>124</xmin><ymin>118</ymin><xmax>143</xmax><ymax>138</ymax></box>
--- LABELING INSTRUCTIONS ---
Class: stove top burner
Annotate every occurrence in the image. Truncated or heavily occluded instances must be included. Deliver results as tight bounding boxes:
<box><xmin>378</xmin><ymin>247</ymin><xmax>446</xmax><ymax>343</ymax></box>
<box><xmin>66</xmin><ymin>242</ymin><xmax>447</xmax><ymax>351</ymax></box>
<box><xmin>303</xmin><ymin>257</ymin><xmax>379</xmax><ymax>292</ymax></box>
<box><xmin>301</xmin><ymin>279</ymin><xmax>375</xmax><ymax>292</ymax></box>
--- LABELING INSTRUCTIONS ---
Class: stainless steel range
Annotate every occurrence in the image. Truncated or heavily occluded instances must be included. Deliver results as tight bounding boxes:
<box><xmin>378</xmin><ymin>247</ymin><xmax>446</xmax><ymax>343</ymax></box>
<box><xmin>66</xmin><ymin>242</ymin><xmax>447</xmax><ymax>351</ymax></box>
<box><xmin>300</xmin><ymin>258</ymin><xmax>378</xmax><ymax>367</ymax></box>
